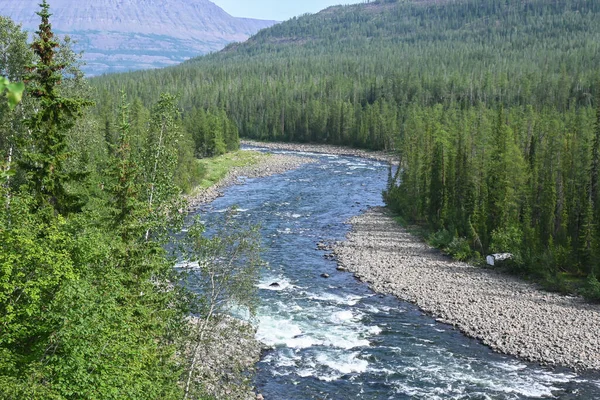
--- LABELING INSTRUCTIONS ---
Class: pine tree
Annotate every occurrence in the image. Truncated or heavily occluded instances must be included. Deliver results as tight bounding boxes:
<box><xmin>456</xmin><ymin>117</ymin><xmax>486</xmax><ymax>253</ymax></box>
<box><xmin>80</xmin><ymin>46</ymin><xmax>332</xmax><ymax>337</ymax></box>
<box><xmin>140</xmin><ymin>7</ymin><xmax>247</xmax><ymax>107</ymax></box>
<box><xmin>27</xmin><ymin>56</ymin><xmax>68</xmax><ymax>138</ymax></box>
<box><xmin>588</xmin><ymin>96</ymin><xmax>600</xmax><ymax>275</ymax></box>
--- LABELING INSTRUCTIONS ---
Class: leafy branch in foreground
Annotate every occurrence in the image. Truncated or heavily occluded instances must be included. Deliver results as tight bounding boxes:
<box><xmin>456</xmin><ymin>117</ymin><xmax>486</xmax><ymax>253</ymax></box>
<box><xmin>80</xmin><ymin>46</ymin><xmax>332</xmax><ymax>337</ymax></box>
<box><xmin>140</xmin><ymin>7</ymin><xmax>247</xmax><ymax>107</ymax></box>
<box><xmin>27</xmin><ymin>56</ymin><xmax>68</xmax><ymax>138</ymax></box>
<box><xmin>0</xmin><ymin>76</ymin><xmax>24</xmax><ymax>110</ymax></box>
<box><xmin>180</xmin><ymin>209</ymin><xmax>262</xmax><ymax>400</ymax></box>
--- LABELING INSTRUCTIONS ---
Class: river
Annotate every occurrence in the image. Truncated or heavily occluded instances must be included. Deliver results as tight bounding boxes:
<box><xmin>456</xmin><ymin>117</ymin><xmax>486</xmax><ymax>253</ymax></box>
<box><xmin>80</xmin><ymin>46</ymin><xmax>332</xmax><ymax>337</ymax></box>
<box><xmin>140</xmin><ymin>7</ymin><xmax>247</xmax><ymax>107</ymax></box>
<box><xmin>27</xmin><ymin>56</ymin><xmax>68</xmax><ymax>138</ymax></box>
<box><xmin>194</xmin><ymin>147</ymin><xmax>600</xmax><ymax>400</ymax></box>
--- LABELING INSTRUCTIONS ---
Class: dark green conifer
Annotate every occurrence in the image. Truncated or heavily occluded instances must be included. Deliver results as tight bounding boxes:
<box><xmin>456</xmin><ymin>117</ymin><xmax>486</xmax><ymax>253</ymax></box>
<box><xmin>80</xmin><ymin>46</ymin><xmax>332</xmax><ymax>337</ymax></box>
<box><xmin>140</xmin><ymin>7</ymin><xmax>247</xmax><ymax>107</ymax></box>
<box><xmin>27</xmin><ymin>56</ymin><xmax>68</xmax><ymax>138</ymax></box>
<box><xmin>20</xmin><ymin>0</ymin><xmax>91</xmax><ymax>215</ymax></box>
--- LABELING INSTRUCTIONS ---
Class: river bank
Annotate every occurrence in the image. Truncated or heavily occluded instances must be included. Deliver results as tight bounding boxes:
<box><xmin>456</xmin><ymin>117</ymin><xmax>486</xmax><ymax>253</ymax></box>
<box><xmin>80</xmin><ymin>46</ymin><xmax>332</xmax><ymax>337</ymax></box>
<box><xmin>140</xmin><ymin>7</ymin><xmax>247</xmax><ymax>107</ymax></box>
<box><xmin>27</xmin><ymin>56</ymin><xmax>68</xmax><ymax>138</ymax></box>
<box><xmin>333</xmin><ymin>207</ymin><xmax>600</xmax><ymax>372</ymax></box>
<box><xmin>187</xmin><ymin>151</ymin><xmax>315</xmax><ymax>209</ymax></box>
<box><xmin>187</xmin><ymin>317</ymin><xmax>261</xmax><ymax>400</ymax></box>
<box><xmin>184</xmin><ymin>149</ymin><xmax>315</xmax><ymax>399</ymax></box>
<box><xmin>241</xmin><ymin>140</ymin><xmax>398</xmax><ymax>164</ymax></box>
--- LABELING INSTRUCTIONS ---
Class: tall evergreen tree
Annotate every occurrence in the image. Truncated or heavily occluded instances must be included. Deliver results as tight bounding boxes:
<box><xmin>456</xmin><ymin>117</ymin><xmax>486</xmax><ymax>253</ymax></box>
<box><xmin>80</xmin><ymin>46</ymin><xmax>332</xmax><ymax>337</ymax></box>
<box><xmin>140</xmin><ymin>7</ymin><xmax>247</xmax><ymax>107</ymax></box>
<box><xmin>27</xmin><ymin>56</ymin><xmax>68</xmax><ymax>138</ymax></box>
<box><xmin>19</xmin><ymin>0</ymin><xmax>91</xmax><ymax>215</ymax></box>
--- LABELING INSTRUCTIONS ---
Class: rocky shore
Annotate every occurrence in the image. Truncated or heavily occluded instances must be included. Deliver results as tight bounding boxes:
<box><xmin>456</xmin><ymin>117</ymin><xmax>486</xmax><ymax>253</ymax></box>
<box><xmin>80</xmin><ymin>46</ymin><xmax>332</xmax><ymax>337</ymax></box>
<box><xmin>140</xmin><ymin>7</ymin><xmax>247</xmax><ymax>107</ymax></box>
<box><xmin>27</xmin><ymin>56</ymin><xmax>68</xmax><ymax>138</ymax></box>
<box><xmin>334</xmin><ymin>207</ymin><xmax>600</xmax><ymax>371</ymax></box>
<box><xmin>184</xmin><ymin>150</ymin><xmax>315</xmax><ymax>399</ymax></box>
<box><xmin>188</xmin><ymin>317</ymin><xmax>261</xmax><ymax>400</ymax></box>
<box><xmin>187</xmin><ymin>152</ymin><xmax>315</xmax><ymax>209</ymax></box>
<box><xmin>241</xmin><ymin>140</ymin><xmax>398</xmax><ymax>164</ymax></box>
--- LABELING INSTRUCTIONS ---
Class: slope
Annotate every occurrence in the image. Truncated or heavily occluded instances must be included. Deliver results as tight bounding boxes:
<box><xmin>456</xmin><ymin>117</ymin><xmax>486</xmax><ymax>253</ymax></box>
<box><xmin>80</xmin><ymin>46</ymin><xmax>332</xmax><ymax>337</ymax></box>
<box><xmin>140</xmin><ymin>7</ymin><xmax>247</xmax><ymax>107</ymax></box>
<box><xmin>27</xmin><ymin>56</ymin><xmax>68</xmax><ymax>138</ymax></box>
<box><xmin>91</xmin><ymin>0</ymin><xmax>600</xmax><ymax>293</ymax></box>
<box><xmin>0</xmin><ymin>0</ymin><xmax>278</xmax><ymax>75</ymax></box>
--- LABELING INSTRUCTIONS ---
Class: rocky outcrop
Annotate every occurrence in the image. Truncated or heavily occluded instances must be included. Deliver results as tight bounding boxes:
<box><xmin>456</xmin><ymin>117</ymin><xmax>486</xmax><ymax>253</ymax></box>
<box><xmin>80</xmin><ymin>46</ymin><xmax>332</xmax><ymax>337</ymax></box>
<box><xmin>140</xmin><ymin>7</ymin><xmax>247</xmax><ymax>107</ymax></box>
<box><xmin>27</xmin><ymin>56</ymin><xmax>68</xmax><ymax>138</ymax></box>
<box><xmin>1</xmin><ymin>0</ymin><xmax>277</xmax><ymax>75</ymax></box>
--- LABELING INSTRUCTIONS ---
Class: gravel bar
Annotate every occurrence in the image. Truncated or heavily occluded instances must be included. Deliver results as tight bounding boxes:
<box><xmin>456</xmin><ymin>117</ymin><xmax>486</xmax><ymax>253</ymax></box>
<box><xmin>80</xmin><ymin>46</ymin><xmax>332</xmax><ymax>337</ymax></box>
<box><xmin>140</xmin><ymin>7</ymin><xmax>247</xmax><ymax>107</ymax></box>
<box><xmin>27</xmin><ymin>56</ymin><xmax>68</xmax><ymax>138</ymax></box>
<box><xmin>334</xmin><ymin>207</ymin><xmax>600</xmax><ymax>372</ymax></box>
<box><xmin>241</xmin><ymin>140</ymin><xmax>397</xmax><ymax>164</ymax></box>
<box><xmin>187</xmin><ymin>152</ymin><xmax>315</xmax><ymax>209</ymax></box>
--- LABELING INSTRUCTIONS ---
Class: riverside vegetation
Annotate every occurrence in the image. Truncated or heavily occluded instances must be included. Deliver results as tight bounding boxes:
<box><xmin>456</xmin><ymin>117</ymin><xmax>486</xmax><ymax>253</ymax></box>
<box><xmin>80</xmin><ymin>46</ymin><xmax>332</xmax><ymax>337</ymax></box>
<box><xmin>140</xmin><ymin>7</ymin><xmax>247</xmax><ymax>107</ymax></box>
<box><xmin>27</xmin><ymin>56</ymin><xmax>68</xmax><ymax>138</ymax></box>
<box><xmin>1</xmin><ymin>2</ymin><xmax>263</xmax><ymax>399</ymax></box>
<box><xmin>3</xmin><ymin>0</ymin><xmax>600</xmax><ymax>396</ymax></box>
<box><xmin>92</xmin><ymin>0</ymin><xmax>600</xmax><ymax>299</ymax></box>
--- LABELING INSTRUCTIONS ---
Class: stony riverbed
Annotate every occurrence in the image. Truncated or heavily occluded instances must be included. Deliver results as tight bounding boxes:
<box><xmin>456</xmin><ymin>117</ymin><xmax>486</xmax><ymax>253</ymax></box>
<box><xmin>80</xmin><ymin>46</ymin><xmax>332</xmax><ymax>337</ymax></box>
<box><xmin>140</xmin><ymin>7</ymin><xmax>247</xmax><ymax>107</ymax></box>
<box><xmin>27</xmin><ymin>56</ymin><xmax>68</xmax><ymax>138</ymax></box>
<box><xmin>334</xmin><ymin>207</ymin><xmax>600</xmax><ymax>371</ymax></box>
<box><xmin>187</xmin><ymin>153</ymin><xmax>315</xmax><ymax>209</ymax></box>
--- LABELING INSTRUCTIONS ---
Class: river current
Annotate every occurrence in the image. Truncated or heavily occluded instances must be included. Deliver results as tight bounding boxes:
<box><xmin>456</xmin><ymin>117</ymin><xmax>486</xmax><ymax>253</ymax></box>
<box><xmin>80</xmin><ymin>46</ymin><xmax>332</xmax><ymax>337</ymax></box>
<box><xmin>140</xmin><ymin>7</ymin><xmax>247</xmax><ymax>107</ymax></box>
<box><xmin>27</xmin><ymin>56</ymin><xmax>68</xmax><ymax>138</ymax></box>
<box><xmin>194</xmin><ymin>147</ymin><xmax>600</xmax><ymax>400</ymax></box>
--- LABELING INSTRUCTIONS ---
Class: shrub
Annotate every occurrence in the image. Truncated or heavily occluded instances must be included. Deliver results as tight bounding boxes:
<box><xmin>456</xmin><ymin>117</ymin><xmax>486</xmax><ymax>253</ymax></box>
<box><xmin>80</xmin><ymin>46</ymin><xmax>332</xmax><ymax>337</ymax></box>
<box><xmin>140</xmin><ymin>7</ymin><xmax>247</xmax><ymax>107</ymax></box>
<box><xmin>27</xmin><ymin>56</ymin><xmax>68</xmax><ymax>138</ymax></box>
<box><xmin>446</xmin><ymin>236</ymin><xmax>472</xmax><ymax>261</ymax></box>
<box><xmin>428</xmin><ymin>229</ymin><xmax>453</xmax><ymax>249</ymax></box>
<box><xmin>580</xmin><ymin>274</ymin><xmax>600</xmax><ymax>302</ymax></box>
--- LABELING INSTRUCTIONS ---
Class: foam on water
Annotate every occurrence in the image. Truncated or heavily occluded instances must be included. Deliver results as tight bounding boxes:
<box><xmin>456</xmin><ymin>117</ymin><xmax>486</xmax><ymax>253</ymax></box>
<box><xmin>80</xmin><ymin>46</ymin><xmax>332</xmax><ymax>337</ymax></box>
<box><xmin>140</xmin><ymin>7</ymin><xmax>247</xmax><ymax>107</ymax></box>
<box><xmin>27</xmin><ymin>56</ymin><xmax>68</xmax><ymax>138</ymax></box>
<box><xmin>316</xmin><ymin>351</ymin><xmax>369</xmax><ymax>375</ymax></box>
<box><xmin>257</xmin><ymin>315</ymin><xmax>313</xmax><ymax>348</ymax></box>
<box><xmin>174</xmin><ymin>261</ymin><xmax>200</xmax><ymax>270</ymax></box>
<box><xmin>387</xmin><ymin>351</ymin><xmax>571</xmax><ymax>399</ymax></box>
<box><xmin>330</xmin><ymin>310</ymin><xmax>357</xmax><ymax>324</ymax></box>
<box><xmin>256</xmin><ymin>305</ymin><xmax>377</xmax><ymax>350</ymax></box>
<box><xmin>304</xmin><ymin>291</ymin><xmax>365</xmax><ymax>306</ymax></box>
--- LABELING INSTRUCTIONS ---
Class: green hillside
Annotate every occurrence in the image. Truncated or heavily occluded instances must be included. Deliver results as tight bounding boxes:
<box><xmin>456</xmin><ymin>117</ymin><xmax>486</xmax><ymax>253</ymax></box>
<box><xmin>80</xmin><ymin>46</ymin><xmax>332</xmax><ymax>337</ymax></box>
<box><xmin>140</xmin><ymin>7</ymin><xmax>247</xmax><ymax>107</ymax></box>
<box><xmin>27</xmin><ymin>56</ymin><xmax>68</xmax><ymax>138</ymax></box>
<box><xmin>93</xmin><ymin>0</ymin><xmax>600</xmax><ymax>295</ymax></box>
<box><xmin>93</xmin><ymin>0</ymin><xmax>599</xmax><ymax>147</ymax></box>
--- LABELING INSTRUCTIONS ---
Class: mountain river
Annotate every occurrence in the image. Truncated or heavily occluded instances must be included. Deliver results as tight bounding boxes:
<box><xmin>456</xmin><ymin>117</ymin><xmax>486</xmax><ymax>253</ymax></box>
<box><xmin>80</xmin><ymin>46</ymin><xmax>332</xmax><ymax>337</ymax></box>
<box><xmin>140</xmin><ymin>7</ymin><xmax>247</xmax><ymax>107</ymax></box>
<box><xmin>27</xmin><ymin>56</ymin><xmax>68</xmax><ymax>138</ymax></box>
<box><xmin>192</xmin><ymin>147</ymin><xmax>600</xmax><ymax>400</ymax></box>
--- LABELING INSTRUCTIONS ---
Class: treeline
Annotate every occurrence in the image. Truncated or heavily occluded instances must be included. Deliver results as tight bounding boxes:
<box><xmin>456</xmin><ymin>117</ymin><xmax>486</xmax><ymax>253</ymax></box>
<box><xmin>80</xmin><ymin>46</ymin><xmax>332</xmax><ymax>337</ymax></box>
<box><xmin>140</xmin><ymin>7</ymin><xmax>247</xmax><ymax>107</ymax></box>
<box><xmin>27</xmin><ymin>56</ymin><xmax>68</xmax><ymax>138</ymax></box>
<box><xmin>89</xmin><ymin>0</ymin><xmax>600</xmax><ymax>294</ymax></box>
<box><xmin>385</xmin><ymin>103</ymin><xmax>600</xmax><ymax>298</ymax></box>
<box><xmin>0</xmin><ymin>3</ymin><xmax>256</xmax><ymax>398</ymax></box>
<box><xmin>91</xmin><ymin>0</ymin><xmax>599</xmax><ymax>150</ymax></box>
<box><xmin>97</xmin><ymin>96</ymin><xmax>240</xmax><ymax>193</ymax></box>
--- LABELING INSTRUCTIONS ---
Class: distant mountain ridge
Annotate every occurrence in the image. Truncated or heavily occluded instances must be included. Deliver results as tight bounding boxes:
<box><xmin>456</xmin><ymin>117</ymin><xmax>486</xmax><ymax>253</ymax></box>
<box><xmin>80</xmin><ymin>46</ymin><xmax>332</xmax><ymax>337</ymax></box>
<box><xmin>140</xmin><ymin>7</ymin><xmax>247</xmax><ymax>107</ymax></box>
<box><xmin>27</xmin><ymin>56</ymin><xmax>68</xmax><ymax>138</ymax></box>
<box><xmin>0</xmin><ymin>0</ymin><xmax>278</xmax><ymax>75</ymax></box>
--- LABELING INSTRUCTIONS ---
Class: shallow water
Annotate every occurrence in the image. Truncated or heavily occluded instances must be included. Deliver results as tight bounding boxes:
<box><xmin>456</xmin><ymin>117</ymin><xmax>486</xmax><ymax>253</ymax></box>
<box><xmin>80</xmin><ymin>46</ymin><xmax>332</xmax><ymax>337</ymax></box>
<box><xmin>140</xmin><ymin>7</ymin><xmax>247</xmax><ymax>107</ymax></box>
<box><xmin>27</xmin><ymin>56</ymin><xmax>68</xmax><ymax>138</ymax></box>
<box><xmin>193</xmin><ymin>148</ymin><xmax>600</xmax><ymax>400</ymax></box>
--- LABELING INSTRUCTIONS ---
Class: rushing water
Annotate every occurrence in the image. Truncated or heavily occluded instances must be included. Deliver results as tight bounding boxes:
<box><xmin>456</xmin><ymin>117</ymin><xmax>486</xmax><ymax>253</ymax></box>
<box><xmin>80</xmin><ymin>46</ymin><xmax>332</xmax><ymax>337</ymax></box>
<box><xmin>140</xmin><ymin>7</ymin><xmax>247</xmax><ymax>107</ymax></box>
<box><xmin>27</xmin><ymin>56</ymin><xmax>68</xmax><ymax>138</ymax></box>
<box><xmin>193</xmin><ymin>147</ymin><xmax>600</xmax><ymax>400</ymax></box>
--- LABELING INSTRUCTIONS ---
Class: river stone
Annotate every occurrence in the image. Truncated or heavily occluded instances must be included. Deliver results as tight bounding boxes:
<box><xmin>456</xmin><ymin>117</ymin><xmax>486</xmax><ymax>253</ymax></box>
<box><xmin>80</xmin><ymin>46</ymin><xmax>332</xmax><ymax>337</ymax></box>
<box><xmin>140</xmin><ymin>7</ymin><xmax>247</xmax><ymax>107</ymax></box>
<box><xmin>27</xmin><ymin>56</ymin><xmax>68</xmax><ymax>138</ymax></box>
<box><xmin>333</xmin><ymin>206</ymin><xmax>600</xmax><ymax>371</ymax></box>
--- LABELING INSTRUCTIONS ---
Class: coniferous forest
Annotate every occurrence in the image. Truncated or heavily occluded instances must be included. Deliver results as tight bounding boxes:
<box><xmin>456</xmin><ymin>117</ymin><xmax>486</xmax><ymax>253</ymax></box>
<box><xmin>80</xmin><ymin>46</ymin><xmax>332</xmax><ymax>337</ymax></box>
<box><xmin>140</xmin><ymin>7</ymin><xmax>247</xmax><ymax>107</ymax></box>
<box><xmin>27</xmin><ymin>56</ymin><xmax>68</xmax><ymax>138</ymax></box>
<box><xmin>2</xmin><ymin>0</ymin><xmax>600</xmax><ymax>397</ymax></box>
<box><xmin>92</xmin><ymin>0</ymin><xmax>600</xmax><ymax>295</ymax></box>
<box><xmin>1</xmin><ymin>2</ymin><xmax>256</xmax><ymax>398</ymax></box>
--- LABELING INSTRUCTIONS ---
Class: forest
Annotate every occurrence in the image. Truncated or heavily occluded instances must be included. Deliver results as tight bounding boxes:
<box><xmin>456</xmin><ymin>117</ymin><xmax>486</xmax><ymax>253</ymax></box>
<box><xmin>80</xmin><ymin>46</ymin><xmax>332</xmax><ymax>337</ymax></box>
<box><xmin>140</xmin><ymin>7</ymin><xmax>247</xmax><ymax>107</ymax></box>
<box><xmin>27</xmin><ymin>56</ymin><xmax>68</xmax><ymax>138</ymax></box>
<box><xmin>1</xmin><ymin>2</ymin><xmax>256</xmax><ymax>398</ymax></box>
<box><xmin>2</xmin><ymin>0</ymin><xmax>600</xmax><ymax>397</ymax></box>
<box><xmin>92</xmin><ymin>0</ymin><xmax>600</xmax><ymax>297</ymax></box>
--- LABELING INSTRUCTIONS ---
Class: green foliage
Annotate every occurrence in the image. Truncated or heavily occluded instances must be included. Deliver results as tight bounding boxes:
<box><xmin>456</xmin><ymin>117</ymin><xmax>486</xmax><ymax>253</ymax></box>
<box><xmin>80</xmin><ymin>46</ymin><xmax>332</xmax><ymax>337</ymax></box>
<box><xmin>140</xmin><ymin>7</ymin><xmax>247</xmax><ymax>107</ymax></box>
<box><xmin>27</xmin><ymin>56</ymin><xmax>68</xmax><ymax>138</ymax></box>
<box><xmin>580</xmin><ymin>274</ymin><xmax>600</xmax><ymax>302</ymax></box>
<box><xmin>19</xmin><ymin>0</ymin><xmax>93</xmax><ymax>215</ymax></box>
<box><xmin>427</xmin><ymin>229</ymin><xmax>473</xmax><ymax>261</ymax></box>
<box><xmin>0</xmin><ymin>77</ymin><xmax>24</xmax><ymax>110</ymax></box>
<box><xmin>183</xmin><ymin>107</ymin><xmax>239</xmax><ymax>158</ymax></box>
<box><xmin>1</xmin><ymin>4</ymin><xmax>258</xmax><ymax>398</ymax></box>
<box><xmin>490</xmin><ymin>225</ymin><xmax>523</xmax><ymax>263</ymax></box>
<box><xmin>428</xmin><ymin>229</ymin><xmax>453</xmax><ymax>249</ymax></box>
<box><xmin>446</xmin><ymin>236</ymin><xmax>473</xmax><ymax>262</ymax></box>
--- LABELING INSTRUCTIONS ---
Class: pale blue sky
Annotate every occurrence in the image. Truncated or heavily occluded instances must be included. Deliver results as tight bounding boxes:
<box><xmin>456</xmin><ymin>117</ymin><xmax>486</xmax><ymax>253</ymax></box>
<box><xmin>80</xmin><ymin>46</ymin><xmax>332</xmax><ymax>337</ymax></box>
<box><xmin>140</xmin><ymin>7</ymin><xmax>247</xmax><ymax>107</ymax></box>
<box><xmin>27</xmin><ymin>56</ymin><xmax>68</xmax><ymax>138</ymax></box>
<box><xmin>211</xmin><ymin>0</ymin><xmax>363</xmax><ymax>21</ymax></box>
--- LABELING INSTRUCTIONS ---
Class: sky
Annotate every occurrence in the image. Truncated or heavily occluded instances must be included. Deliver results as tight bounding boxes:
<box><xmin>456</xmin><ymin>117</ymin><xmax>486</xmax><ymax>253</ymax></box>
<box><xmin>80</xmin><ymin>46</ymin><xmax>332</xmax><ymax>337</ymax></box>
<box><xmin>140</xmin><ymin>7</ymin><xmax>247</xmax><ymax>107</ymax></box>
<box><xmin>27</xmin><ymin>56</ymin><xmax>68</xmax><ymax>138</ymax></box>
<box><xmin>211</xmin><ymin>0</ymin><xmax>363</xmax><ymax>21</ymax></box>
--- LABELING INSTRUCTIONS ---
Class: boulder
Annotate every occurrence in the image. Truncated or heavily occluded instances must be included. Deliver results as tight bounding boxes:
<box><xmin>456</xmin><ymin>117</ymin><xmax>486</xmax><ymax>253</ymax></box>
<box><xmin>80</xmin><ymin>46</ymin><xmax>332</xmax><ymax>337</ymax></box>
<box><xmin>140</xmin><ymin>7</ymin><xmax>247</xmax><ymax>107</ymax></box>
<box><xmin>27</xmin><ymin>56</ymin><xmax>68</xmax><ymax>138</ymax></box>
<box><xmin>486</xmin><ymin>253</ymin><xmax>513</xmax><ymax>267</ymax></box>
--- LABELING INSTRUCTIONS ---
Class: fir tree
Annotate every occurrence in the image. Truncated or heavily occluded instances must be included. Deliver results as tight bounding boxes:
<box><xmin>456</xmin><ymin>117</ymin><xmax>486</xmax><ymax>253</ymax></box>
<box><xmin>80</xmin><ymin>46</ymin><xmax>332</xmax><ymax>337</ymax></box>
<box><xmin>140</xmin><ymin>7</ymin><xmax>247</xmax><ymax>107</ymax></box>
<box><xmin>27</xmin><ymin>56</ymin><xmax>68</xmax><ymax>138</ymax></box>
<box><xmin>19</xmin><ymin>0</ymin><xmax>91</xmax><ymax>216</ymax></box>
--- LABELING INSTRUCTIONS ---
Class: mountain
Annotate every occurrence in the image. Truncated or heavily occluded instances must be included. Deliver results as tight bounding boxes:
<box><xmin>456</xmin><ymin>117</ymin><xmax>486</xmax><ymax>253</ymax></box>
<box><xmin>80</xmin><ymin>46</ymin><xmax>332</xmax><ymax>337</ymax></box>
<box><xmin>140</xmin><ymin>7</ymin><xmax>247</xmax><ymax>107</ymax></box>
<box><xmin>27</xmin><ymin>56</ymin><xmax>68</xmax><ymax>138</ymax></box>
<box><xmin>0</xmin><ymin>0</ymin><xmax>278</xmax><ymax>75</ymax></box>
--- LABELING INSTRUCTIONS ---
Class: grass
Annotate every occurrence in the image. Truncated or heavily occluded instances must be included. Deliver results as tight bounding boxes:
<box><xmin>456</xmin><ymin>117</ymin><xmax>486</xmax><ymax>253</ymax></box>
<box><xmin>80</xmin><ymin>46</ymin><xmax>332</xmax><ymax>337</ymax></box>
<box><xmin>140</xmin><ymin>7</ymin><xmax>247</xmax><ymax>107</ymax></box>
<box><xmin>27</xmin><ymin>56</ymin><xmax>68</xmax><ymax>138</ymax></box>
<box><xmin>194</xmin><ymin>150</ymin><xmax>270</xmax><ymax>190</ymax></box>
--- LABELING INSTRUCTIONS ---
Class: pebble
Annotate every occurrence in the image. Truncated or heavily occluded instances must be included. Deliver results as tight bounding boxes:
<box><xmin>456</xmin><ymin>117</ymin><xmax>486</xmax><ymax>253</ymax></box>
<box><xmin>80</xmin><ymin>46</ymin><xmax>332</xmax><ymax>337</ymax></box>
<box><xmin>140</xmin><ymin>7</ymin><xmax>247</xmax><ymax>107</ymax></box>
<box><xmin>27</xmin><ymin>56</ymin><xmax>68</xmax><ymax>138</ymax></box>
<box><xmin>187</xmin><ymin>152</ymin><xmax>316</xmax><ymax>209</ymax></box>
<box><xmin>334</xmin><ymin>207</ymin><xmax>600</xmax><ymax>372</ymax></box>
<box><xmin>241</xmin><ymin>140</ymin><xmax>397</xmax><ymax>164</ymax></box>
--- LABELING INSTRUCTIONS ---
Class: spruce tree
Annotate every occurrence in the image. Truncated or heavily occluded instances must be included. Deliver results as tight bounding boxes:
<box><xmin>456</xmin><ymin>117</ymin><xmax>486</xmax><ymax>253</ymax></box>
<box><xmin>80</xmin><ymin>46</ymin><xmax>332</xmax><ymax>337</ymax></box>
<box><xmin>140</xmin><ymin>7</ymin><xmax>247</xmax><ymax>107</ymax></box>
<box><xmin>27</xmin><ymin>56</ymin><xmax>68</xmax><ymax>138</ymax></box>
<box><xmin>19</xmin><ymin>0</ymin><xmax>91</xmax><ymax>216</ymax></box>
